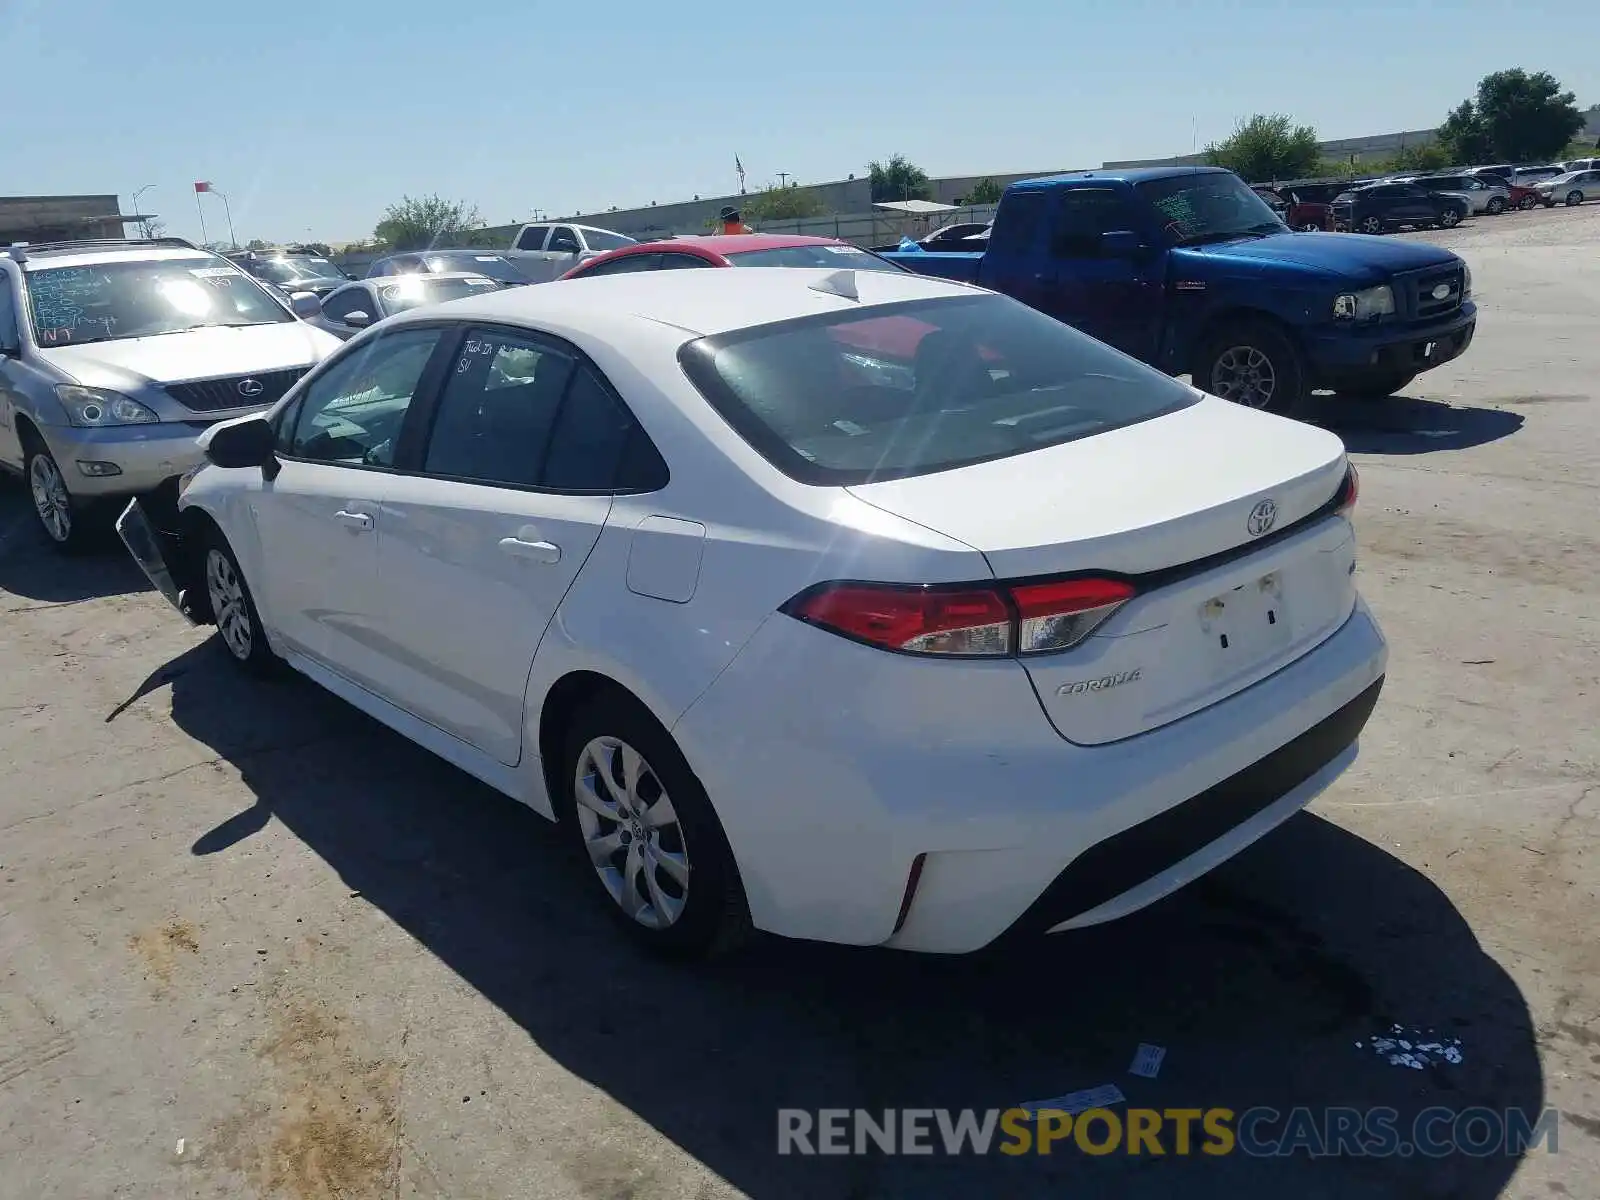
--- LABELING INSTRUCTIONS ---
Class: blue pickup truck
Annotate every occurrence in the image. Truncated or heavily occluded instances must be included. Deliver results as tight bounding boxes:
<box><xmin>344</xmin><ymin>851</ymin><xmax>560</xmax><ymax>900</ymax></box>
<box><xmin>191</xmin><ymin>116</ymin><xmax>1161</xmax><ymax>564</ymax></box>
<box><xmin>880</xmin><ymin>166</ymin><xmax>1476</xmax><ymax>416</ymax></box>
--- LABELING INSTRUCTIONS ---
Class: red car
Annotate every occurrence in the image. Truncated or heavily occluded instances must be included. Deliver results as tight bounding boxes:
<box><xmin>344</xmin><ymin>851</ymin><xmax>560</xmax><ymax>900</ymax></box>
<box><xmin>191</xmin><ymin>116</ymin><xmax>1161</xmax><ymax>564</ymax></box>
<box><xmin>559</xmin><ymin>233</ymin><xmax>906</xmax><ymax>279</ymax></box>
<box><xmin>1252</xmin><ymin>186</ymin><xmax>1334</xmax><ymax>232</ymax></box>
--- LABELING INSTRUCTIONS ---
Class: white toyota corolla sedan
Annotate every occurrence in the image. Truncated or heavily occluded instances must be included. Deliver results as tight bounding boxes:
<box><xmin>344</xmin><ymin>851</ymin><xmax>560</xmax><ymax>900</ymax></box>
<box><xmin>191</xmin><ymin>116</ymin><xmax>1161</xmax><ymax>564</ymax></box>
<box><xmin>117</xmin><ymin>266</ymin><xmax>1387</xmax><ymax>958</ymax></box>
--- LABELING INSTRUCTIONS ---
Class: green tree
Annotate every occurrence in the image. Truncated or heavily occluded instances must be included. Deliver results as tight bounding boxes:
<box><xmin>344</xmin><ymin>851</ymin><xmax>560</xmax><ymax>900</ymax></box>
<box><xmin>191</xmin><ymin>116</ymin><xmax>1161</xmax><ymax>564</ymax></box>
<box><xmin>373</xmin><ymin>194</ymin><xmax>484</xmax><ymax>250</ymax></box>
<box><xmin>742</xmin><ymin>184</ymin><xmax>827</xmax><ymax>222</ymax></box>
<box><xmin>868</xmin><ymin>154</ymin><xmax>931</xmax><ymax>203</ymax></box>
<box><xmin>1437</xmin><ymin>70</ymin><xmax>1583</xmax><ymax>163</ymax></box>
<box><xmin>966</xmin><ymin>177</ymin><xmax>1004</xmax><ymax>205</ymax></box>
<box><xmin>1203</xmin><ymin>114</ymin><xmax>1321</xmax><ymax>183</ymax></box>
<box><xmin>1386</xmin><ymin>143</ymin><xmax>1451</xmax><ymax>173</ymax></box>
<box><xmin>245</xmin><ymin>238</ymin><xmax>272</xmax><ymax>251</ymax></box>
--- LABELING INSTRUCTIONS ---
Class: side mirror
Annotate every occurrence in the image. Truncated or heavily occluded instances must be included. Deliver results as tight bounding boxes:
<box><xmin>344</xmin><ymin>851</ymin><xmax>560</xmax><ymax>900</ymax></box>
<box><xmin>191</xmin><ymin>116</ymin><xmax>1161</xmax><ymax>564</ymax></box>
<box><xmin>204</xmin><ymin>417</ymin><xmax>276</xmax><ymax>470</ymax></box>
<box><xmin>1100</xmin><ymin>230</ymin><xmax>1147</xmax><ymax>257</ymax></box>
<box><xmin>342</xmin><ymin>310</ymin><xmax>372</xmax><ymax>329</ymax></box>
<box><xmin>288</xmin><ymin>291</ymin><xmax>322</xmax><ymax>319</ymax></box>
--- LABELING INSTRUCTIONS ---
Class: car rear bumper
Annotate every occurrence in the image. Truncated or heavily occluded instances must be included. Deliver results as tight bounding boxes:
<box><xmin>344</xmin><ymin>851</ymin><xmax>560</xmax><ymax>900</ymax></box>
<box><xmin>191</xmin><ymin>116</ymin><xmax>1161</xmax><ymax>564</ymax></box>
<box><xmin>1305</xmin><ymin>302</ymin><xmax>1476</xmax><ymax>378</ymax></box>
<box><xmin>672</xmin><ymin>594</ymin><xmax>1388</xmax><ymax>953</ymax></box>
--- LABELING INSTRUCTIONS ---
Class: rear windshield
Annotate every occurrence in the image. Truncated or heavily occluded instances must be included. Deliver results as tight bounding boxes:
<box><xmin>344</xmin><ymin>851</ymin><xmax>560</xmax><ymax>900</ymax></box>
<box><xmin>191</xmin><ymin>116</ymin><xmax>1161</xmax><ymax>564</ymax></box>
<box><xmin>376</xmin><ymin>276</ymin><xmax>500</xmax><ymax>312</ymax></box>
<box><xmin>677</xmin><ymin>294</ymin><xmax>1198</xmax><ymax>485</ymax></box>
<box><xmin>727</xmin><ymin>244</ymin><xmax>904</xmax><ymax>272</ymax></box>
<box><xmin>424</xmin><ymin>253</ymin><xmax>526</xmax><ymax>283</ymax></box>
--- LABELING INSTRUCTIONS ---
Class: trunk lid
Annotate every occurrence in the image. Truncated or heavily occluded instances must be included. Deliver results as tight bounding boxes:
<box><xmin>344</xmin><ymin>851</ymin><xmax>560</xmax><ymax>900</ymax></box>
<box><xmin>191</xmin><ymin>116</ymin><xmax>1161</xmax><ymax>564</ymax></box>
<box><xmin>846</xmin><ymin>396</ymin><xmax>1356</xmax><ymax>743</ymax></box>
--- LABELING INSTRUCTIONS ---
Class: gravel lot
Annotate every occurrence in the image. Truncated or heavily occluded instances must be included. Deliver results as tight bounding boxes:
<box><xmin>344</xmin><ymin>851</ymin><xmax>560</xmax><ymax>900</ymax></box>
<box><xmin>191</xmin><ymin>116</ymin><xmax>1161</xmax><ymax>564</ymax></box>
<box><xmin>2</xmin><ymin>206</ymin><xmax>1597</xmax><ymax>1199</ymax></box>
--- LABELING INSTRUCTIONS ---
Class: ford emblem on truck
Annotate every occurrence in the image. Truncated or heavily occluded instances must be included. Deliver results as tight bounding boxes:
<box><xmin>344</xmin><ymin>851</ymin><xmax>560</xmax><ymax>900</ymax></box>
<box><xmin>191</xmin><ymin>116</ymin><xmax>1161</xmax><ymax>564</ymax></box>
<box><xmin>1247</xmin><ymin>499</ymin><xmax>1278</xmax><ymax>536</ymax></box>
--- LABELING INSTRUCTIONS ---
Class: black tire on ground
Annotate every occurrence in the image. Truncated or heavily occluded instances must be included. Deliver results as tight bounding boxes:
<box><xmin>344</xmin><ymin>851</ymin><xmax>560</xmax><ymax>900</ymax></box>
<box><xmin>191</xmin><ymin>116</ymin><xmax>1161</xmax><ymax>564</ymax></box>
<box><xmin>1197</xmin><ymin>319</ymin><xmax>1309</xmax><ymax>419</ymax></box>
<box><xmin>1438</xmin><ymin>207</ymin><xmax>1462</xmax><ymax>228</ymax></box>
<box><xmin>560</xmin><ymin>690</ymin><xmax>751</xmax><ymax>960</ymax></box>
<box><xmin>1565</xmin><ymin>191</ymin><xmax>1584</xmax><ymax>207</ymax></box>
<box><xmin>1298</xmin><ymin>222</ymin><xmax>1322</xmax><ymax>233</ymax></box>
<box><xmin>21</xmin><ymin>430</ymin><xmax>99</xmax><ymax>553</ymax></box>
<box><xmin>1359</xmin><ymin>215</ymin><xmax>1384</xmax><ymax>235</ymax></box>
<box><xmin>1334</xmin><ymin>371</ymin><xmax>1417</xmax><ymax>399</ymax></box>
<box><xmin>1518</xmin><ymin>195</ymin><xmax>1539</xmax><ymax>210</ymax></box>
<box><xmin>1486</xmin><ymin>197</ymin><xmax>1506</xmax><ymax>215</ymax></box>
<box><xmin>201</xmin><ymin>525</ymin><xmax>281</xmax><ymax>675</ymax></box>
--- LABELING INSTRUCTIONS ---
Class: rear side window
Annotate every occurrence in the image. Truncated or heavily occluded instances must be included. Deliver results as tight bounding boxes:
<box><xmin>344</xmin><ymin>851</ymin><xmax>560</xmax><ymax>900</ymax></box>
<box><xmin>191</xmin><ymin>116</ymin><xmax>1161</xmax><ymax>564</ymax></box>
<box><xmin>677</xmin><ymin>294</ymin><xmax>1197</xmax><ymax>486</ymax></box>
<box><xmin>1049</xmin><ymin>189</ymin><xmax>1133</xmax><ymax>258</ymax></box>
<box><xmin>988</xmin><ymin>191</ymin><xmax>1046</xmax><ymax>255</ymax></box>
<box><xmin>424</xmin><ymin>332</ymin><xmax>574</xmax><ymax>487</ymax></box>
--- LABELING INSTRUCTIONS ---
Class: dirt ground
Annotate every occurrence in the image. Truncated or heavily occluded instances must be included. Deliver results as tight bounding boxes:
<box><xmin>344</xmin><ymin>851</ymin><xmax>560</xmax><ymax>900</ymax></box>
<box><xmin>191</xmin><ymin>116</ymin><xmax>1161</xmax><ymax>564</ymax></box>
<box><xmin>1</xmin><ymin>205</ymin><xmax>1597</xmax><ymax>1200</ymax></box>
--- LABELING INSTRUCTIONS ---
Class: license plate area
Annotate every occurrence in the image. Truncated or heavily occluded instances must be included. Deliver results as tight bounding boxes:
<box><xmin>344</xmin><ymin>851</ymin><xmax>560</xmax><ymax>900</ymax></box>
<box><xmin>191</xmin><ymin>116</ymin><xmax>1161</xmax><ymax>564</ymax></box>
<box><xmin>1199</xmin><ymin>572</ymin><xmax>1293</xmax><ymax>668</ymax></box>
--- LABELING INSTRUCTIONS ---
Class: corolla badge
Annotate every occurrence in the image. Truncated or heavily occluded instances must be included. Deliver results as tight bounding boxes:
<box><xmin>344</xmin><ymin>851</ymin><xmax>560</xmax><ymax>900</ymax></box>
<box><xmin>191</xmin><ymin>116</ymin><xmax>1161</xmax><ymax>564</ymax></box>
<box><xmin>236</xmin><ymin>378</ymin><xmax>265</xmax><ymax>398</ymax></box>
<box><xmin>1247</xmin><ymin>498</ymin><xmax>1278</xmax><ymax>537</ymax></box>
<box><xmin>1057</xmin><ymin>668</ymin><xmax>1141</xmax><ymax>697</ymax></box>
<box><xmin>1431</xmin><ymin>283</ymin><xmax>1452</xmax><ymax>300</ymax></box>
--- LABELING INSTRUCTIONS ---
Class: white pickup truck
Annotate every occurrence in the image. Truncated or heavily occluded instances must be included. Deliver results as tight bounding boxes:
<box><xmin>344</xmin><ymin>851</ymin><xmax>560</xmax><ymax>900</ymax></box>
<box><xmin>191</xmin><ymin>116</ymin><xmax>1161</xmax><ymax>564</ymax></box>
<box><xmin>505</xmin><ymin>222</ymin><xmax>638</xmax><ymax>282</ymax></box>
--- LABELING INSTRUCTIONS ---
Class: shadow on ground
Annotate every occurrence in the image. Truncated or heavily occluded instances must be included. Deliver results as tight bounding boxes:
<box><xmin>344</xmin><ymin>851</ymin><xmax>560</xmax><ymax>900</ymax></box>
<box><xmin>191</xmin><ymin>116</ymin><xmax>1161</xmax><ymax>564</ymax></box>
<box><xmin>128</xmin><ymin>642</ymin><xmax>1543</xmax><ymax>1199</ymax></box>
<box><xmin>0</xmin><ymin>485</ymin><xmax>151</xmax><ymax>604</ymax></box>
<box><xmin>1317</xmin><ymin>395</ymin><xmax>1525</xmax><ymax>455</ymax></box>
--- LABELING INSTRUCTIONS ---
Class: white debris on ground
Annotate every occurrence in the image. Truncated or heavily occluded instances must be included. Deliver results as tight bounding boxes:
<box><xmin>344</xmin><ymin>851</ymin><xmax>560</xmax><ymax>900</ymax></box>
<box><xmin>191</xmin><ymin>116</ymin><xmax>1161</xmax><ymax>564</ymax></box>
<box><xmin>1363</xmin><ymin>1024</ymin><xmax>1465</xmax><ymax>1070</ymax></box>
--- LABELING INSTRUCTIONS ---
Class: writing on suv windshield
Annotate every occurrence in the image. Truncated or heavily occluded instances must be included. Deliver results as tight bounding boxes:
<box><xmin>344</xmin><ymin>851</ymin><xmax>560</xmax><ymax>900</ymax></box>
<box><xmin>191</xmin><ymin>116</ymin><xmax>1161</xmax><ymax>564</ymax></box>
<box><xmin>1138</xmin><ymin>174</ymin><xmax>1286</xmax><ymax>245</ymax></box>
<box><xmin>26</xmin><ymin>258</ymin><xmax>292</xmax><ymax>346</ymax></box>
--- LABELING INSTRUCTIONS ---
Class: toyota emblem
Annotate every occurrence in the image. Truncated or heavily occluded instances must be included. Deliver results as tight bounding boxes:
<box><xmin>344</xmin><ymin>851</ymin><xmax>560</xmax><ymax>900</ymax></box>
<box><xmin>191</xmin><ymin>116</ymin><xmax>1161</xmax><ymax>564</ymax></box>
<box><xmin>1247</xmin><ymin>499</ymin><xmax>1278</xmax><ymax>537</ymax></box>
<box><xmin>1431</xmin><ymin>283</ymin><xmax>1452</xmax><ymax>300</ymax></box>
<box><xmin>237</xmin><ymin>378</ymin><xmax>265</xmax><ymax>398</ymax></box>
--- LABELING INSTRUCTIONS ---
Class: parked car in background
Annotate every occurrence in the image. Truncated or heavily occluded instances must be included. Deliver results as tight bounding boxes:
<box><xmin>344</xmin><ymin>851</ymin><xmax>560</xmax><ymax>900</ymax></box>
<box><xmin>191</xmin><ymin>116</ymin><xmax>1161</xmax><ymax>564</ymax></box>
<box><xmin>1464</xmin><ymin>164</ymin><xmax>1517</xmax><ymax>182</ymax></box>
<box><xmin>1560</xmin><ymin>157</ymin><xmax>1600</xmax><ymax>174</ymax></box>
<box><xmin>1330</xmin><ymin>182</ymin><xmax>1467</xmax><ymax>234</ymax></box>
<box><xmin>115</xmin><ymin>266</ymin><xmax>1386</xmax><ymax>958</ymax></box>
<box><xmin>1400</xmin><ymin>174</ymin><xmax>1511</xmax><ymax>215</ymax></box>
<box><xmin>879</xmin><ymin>167</ymin><xmax>1476</xmax><ymax>414</ymax></box>
<box><xmin>1475</xmin><ymin>173</ymin><xmax>1547</xmax><ymax>211</ymax></box>
<box><xmin>227</xmin><ymin>248</ymin><xmax>350</xmax><ymax>299</ymax></box>
<box><xmin>1535</xmin><ymin>170</ymin><xmax>1600</xmax><ymax>206</ymax></box>
<box><xmin>506</xmin><ymin>223</ymin><xmax>637</xmax><ymax>282</ymax></box>
<box><xmin>561</xmin><ymin>234</ymin><xmax>906</xmax><ymax>279</ymax></box>
<box><xmin>366</xmin><ymin>250</ymin><xmax>530</xmax><ymax>285</ymax></box>
<box><xmin>920</xmin><ymin>221</ymin><xmax>992</xmax><ymax>247</ymax></box>
<box><xmin>1512</xmin><ymin>166</ymin><xmax>1565</xmax><ymax>186</ymax></box>
<box><xmin>309</xmin><ymin>273</ymin><xmax>505</xmax><ymax>340</ymax></box>
<box><xmin>1251</xmin><ymin>185</ymin><xmax>1332</xmax><ymax>231</ymax></box>
<box><xmin>0</xmin><ymin>237</ymin><xmax>339</xmax><ymax>549</ymax></box>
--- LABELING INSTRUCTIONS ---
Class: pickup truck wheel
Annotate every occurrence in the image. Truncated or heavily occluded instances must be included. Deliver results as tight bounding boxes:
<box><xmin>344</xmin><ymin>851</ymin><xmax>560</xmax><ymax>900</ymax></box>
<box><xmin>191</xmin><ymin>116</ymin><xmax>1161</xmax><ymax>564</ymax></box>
<box><xmin>1486</xmin><ymin>197</ymin><xmax>1506</xmax><ymax>215</ymax></box>
<box><xmin>1358</xmin><ymin>215</ymin><xmax>1385</xmax><ymax>235</ymax></box>
<box><xmin>1200</xmin><ymin>322</ymin><xmax>1307</xmax><ymax>418</ymax></box>
<box><xmin>1438</xmin><ymin>208</ymin><xmax>1462</xmax><ymax>228</ymax></box>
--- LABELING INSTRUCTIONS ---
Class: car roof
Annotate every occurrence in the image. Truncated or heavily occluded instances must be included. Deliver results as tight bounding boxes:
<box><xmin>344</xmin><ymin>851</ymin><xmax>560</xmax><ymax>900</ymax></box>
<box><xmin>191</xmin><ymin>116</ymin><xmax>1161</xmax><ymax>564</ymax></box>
<box><xmin>18</xmin><ymin>247</ymin><xmax>217</xmax><ymax>271</ymax></box>
<box><xmin>385</xmin><ymin>264</ymin><xmax>974</xmax><ymax>340</ymax></box>
<box><xmin>1012</xmin><ymin>165</ymin><xmax>1233</xmax><ymax>189</ymax></box>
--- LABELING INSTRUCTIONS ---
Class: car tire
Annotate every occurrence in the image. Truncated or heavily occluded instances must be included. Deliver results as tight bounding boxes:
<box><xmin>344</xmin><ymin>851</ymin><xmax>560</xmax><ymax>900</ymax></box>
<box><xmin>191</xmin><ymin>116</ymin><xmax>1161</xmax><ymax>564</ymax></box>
<box><xmin>1565</xmin><ymin>190</ymin><xmax>1583</xmax><ymax>207</ymax></box>
<box><xmin>1438</xmin><ymin>207</ymin><xmax>1462</xmax><ymax>228</ymax></box>
<box><xmin>1358</xmin><ymin>215</ymin><xmax>1385</xmax><ymax>235</ymax></box>
<box><xmin>1518</xmin><ymin>195</ymin><xmax>1539</xmax><ymax>210</ymax></box>
<box><xmin>201</xmin><ymin>526</ymin><xmax>280</xmax><ymax>675</ymax></box>
<box><xmin>1335</xmin><ymin>371</ymin><xmax>1416</xmax><ymax>399</ymax></box>
<box><xmin>1298</xmin><ymin>222</ymin><xmax>1322</xmax><ymax>233</ymax></box>
<box><xmin>1486</xmin><ymin>197</ymin><xmax>1506</xmax><ymax>215</ymax></box>
<box><xmin>560</xmin><ymin>690</ymin><xmax>752</xmax><ymax>960</ymax></box>
<box><xmin>22</xmin><ymin>433</ymin><xmax>97</xmax><ymax>553</ymax></box>
<box><xmin>1199</xmin><ymin>320</ymin><xmax>1308</xmax><ymax>419</ymax></box>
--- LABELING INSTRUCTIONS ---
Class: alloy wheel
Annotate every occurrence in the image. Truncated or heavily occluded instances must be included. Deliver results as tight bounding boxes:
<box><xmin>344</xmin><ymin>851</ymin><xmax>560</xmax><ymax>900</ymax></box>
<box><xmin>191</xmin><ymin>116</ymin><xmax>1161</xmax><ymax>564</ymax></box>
<box><xmin>574</xmin><ymin>736</ymin><xmax>691</xmax><ymax>929</ymax></box>
<box><xmin>1567</xmin><ymin>191</ymin><xmax>1583</xmax><ymax>207</ymax></box>
<box><xmin>28</xmin><ymin>453</ymin><xmax>71</xmax><ymax>543</ymax></box>
<box><xmin>1210</xmin><ymin>345</ymin><xmax>1277</xmax><ymax>410</ymax></box>
<box><xmin>1439</xmin><ymin>209</ymin><xmax>1461</xmax><ymax>228</ymax></box>
<box><xmin>1360</xmin><ymin>216</ymin><xmax>1383</xmax><ymax>234</ymax></box>
<box><xmin>206</xmin><ymin>548</ymin><xmax>253</xmax><ymax>661</ymax></box>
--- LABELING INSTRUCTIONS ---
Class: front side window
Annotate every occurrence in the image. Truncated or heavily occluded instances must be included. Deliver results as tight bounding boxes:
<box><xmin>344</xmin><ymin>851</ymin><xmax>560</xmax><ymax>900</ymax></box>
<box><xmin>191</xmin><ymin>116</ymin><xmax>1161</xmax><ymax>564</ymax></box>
<box><xmin>423</xmin><ymin>331</ymin><xmax>575</xmax><ymax>487</ymax></box>
<box><xmin>576</xmin><ymin>253</ymin><xmax>660</xmax><ymax>277</ymax></box>
<box><xmin>23</xmin><ymin>257</ymin><xmax>293</xmax><ymax>347</ymax></box>
<box><xmin>580</xmin><ymin>229</ymin><xmax>636</xmax><ymax>252</ymax></box>
<box><xmin>287</xmin><ymin>327</ymin><xmax>444</xmax><ymax>466</ymax></box>
<box><xmin>678</xmin><ymin>293</ymin><xmax>1198</xmax><ymax>486</ymax></box>
<box><xmin>375</xmin><ymin>276</ymin><xmax>499</xmax><ymax>314</ymax></box>
<box><xmin>320</xmin><ymin>286</ymin><xmax>373</xmax><ymax>324</ymax></box>
<box><xmin>726</xmin><ymin>244</ymin><xmax>904</xmax><ymax>272</ymax></box>
<box><xmin>0</xmin><ymin>277</ymin><xmax>20</xmax><ymax>350</ymax></box>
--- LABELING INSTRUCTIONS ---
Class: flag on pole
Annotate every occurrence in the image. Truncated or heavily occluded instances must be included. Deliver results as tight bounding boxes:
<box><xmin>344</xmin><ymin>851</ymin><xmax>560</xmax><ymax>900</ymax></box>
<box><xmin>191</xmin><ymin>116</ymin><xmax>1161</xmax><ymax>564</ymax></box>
<box><xmin>194</xmin><ymin>181</ymin><xmax>213</xmax><ymax>193</ymax></box>
<box><xmin>734</xmin><ymin>156</ymin><xmax>746</xmax><ymax>193</ymax></box>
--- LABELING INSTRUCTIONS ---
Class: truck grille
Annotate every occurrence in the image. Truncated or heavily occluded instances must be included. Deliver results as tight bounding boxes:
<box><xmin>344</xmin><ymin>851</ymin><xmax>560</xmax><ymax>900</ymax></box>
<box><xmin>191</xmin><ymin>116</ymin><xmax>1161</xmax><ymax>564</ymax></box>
<box><xmin>1397</xmin><ymin>267</ymin><xmax>1465</xmax><ymax>320</ymax></box>
<box><xmin>164</xmin><ymin>367</ymin><xmax>308</xmax><ymax>413</ymax></box>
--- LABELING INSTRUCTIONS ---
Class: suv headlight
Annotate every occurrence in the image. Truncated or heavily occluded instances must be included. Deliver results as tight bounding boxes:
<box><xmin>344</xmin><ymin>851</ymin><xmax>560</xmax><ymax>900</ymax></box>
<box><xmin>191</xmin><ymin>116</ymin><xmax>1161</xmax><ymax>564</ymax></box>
<box><xmin>1332</xmin><ymin>284</ymin><xmax>1396</xmax><ymax>321</ymax></box>
<box><xmin>56</xmin><ymin>385</ymin><xmax>160</xmax><ymax>427</ymax></box>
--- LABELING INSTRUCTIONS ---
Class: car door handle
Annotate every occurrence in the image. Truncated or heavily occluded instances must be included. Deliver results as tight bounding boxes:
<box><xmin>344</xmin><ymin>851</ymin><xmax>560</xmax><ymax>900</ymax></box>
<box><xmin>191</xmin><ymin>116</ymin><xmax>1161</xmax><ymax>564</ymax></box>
<box><xmin>334</xmin><ymin>509</ymin><xmax>374</xmax><ymax>530</ymax></box>
<box><xmin>499</xmin><ymin>536</ymin><xmax>561</xmax><ymax>563</ymax></box>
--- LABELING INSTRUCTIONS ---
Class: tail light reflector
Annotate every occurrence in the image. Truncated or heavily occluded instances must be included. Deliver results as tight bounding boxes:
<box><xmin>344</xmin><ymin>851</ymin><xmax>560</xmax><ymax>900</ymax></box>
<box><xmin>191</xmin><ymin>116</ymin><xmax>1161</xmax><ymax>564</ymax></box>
<box><xmin>784</xmin><ymin>577</ymin><xmax>1136</xmax><ymax>658</ymax></box>
<box><xmin>1335</xmin><ymin>463</ymin><xmax>1359</xmax><ymax>517</ymax></box>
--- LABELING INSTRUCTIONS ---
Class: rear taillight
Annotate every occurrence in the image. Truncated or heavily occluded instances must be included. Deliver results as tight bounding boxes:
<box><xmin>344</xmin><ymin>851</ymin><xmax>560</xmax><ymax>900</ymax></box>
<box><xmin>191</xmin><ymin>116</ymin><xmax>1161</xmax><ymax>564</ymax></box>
<box><xmin>784</xmin><ymin>577</ymin><xmax>1135</xmax><ymax>658</ymax></box>
<box><xmin>1335</xmin><ymin>463</ymin><xmax>1359</xmax><ymax>517</ymax></box>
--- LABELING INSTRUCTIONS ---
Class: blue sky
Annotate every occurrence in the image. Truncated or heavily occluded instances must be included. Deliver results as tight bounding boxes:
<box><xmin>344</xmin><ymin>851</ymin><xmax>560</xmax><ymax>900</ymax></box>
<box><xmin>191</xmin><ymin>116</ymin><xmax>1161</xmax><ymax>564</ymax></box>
<box><xmin>1</xmin><ymin>0</ymin><xmax>1593</xmax><ymax>245</ymax></box>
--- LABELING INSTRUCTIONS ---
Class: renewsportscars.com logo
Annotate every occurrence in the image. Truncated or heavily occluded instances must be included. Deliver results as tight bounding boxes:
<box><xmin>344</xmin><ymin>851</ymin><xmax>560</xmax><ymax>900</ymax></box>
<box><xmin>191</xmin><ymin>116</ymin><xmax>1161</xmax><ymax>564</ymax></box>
<box><xmin>778</xmin><ymin>1106</ymin><xmax>1562</xmax><ymax>1158</ymax></box>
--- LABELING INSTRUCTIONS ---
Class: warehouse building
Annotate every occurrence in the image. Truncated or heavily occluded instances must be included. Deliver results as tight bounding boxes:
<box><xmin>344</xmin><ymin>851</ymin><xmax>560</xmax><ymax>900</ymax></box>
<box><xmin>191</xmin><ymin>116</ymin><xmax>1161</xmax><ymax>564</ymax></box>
<box><xmin>0</xmin><ymin>195</ymin><xmax>145</xmax><ymax>245</ymax></box>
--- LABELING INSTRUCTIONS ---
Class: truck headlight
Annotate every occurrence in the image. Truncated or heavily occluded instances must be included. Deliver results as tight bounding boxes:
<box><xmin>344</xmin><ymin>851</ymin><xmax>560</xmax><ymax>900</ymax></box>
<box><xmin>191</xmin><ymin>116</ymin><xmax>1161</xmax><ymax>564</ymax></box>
<box><xmin>56</xmin><ymin>385</ymin><xmax>160</xmax><ymax>427</ymax></box>
<box><xmin>1332</xmin><ymin>284</ymin><xmax>1395</xmax><ymax>321</ymax></box>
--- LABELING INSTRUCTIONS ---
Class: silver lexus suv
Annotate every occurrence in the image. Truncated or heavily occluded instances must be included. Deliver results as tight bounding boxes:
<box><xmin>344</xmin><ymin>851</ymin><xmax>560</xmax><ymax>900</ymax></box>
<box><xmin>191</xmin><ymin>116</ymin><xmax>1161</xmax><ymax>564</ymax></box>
<box><xmin>0</xmin><ymin>238</ymin><xmax>342</xmax><ymax>549</ymax></box>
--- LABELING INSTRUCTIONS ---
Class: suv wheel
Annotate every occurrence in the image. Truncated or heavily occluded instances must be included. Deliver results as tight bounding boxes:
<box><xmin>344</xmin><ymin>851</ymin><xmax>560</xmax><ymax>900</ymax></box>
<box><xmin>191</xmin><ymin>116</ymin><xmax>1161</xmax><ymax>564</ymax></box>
<box><xmin>1518</xmin><ymin>195</ymin><xmax>1539</xmax><ymax>210</ymax></box>
<box><xmin>1438</xmin><ymin>207</ymin><xmax>1462</xmax><ymax>228</ymax></box>
<box><xmin>1486</xmin><ymin>196</ymin><xmax>1506</xmax><ymax>215</ymax></box>
<box><xmin>1359</xmin><ymin>215</ymin><xmax>1385</xmax><ymax>235</ymax></box>
<box><xmin>1566</xmin><ymin>190</ymin><xmax>1584</xmax><ymax>207</ymax></box>
<box><xmin>23</xmin><ymin>435</ymin><xmax>95</xmax><ymax>553</ymax></box>
<box><xmin>1200</xmin><ymin>321</ymin><xmax>1308</xmax><ymax>418</ymax></box>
